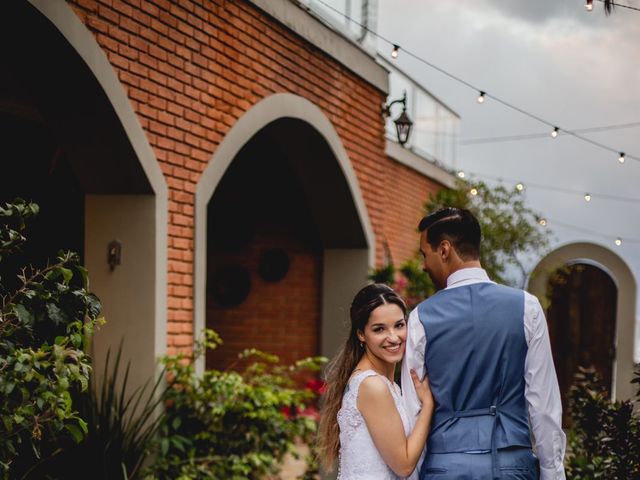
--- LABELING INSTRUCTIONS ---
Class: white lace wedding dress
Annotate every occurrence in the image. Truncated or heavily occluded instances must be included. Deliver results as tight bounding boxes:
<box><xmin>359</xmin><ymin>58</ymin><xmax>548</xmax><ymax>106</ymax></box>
<box><xmin>337</xmin><ymin>369</ymin><xmax>416</xmax><ymax>480</ymax></box>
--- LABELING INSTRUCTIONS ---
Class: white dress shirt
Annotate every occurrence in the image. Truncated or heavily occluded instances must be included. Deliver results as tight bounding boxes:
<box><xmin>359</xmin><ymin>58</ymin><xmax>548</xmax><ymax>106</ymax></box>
<box><xmin>401</xmin><ymin>267</ymin><xmax>566</xmax><ymax>480</ymax></box>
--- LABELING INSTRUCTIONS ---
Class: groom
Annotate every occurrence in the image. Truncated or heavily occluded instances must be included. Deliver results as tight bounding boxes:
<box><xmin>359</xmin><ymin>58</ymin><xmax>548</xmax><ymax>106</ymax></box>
<box><xmin>401</xmin><ymin>207</ymin><xmax>566</xmax><ymax>480</ymax></box>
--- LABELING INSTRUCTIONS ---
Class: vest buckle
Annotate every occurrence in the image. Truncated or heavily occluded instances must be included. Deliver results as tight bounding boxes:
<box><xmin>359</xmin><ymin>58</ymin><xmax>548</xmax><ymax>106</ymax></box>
<box><xmin>489</xmin><ymin>405</ymin><xmax>497</xmax><ymax>416</ymax></box>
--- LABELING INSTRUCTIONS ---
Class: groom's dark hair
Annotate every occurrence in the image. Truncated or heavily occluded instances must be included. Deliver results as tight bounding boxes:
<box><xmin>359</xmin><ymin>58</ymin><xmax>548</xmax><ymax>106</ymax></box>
<box><xmin>418</xmin><ymin>207</ymin><xmax>481</xmax><ymax>260</ymax></box>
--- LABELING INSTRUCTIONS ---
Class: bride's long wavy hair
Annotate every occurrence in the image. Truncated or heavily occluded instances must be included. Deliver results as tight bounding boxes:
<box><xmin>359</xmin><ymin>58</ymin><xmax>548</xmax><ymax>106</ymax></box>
<box><xmin>317</xmin><ymin>283</ymin><xmax>407</xmax><ymax>470</ymax></box>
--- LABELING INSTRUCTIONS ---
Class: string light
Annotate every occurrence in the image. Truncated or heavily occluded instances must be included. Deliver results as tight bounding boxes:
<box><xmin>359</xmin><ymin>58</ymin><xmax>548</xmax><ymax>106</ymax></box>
<box><xmin>312</xmin><ymin>0</ymin><xmax>639</xmax><ymax>164</ymax></box>
<box><xmin>585</xmin><ymin>0</ymin><xmax>594</xmax><ymax>11</ymax></box>
<box><xmin>551</xmin><ymin>127</ymin><xmax>559</xmax><ymax>138</ymax></box>
<box><xmin>465</xmin><ymin>177</ymin><xmax>638</xmax><ymax>245</ymax></box>
<box><xmin>619</xmin><ymin>152</ymin><xmax>626</xmax><ymax>164</ymax></box>
<box><xmin>543</xmin><ymin>218</ymin><xmax>640</xmax><ymax>245</ymax></box>
<box><xmin>516</xmin><ymin>182</ymin><xmax>525</xmax><ymax>192</ymax></box>
<box><xmin>391</xmin><ymin>44</ymin><xmax>400</xmax><ymax>59</ymax></box>
<box><xmin>457</xmin><ymin>170</ymin><xmax>466</xmax><ymax>178</ymax></box>
<box><xmin>470</xmin><ymin>187</ymin><xmax>478</xmax><ymax>196</ymax></box>
<box><xmin>466</xmin><ymin>170</ymin><xmax>640</xmax><ymax>205</ymax></box>
<box><xmin>459</xmin><ymin>121</ymin><xmax>640</xmax><ymax>146</ymax></box>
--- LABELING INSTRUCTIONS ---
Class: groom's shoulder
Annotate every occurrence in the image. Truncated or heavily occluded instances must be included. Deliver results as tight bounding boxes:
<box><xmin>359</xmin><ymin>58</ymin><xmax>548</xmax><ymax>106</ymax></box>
<box><xmin>491</xmin><ymin>282</ymin><xmax>523</xmax><ymax>295</ymax></box>
<box><xmin>418</xmin><ymin>283</ymin><xmax>529</xmax><ymax>307</ymax></box>
<box><xmin>485</xmin><ymin>282</ymin><xmax>528</xmax><ymax>300</ymax></box>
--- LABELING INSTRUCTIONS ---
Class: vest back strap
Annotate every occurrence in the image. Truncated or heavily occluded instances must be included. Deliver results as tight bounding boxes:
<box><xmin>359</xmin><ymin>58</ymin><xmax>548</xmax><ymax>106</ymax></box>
<box><xmin>452</xmin><ymin>405</ymin><xmax>500</xmax><ymax>480</ymax></box>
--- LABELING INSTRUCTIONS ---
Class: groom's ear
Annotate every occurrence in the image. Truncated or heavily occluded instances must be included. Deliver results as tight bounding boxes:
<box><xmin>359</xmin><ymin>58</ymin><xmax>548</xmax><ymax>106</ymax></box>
<box><xmin>439</xmin><ymin>240</ymin><xmax>452</xmax><ymax>260</ymax></box>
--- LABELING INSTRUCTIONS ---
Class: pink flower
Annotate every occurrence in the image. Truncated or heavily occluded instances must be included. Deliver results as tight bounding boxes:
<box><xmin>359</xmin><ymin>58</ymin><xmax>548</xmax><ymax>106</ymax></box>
<box><xmin>298</xmin><ymin>405</ymin><xmax>320</xmax><ymax>421</ymax></box>
<box><xmin>394</xmin><ymin>276</ymin><xmax>408</xmax><ymax>291</ymax></box>
<box><xmin>305</xmin><ymin>378</ymin><xmax>326</xmax><ymax>395</ymax></box>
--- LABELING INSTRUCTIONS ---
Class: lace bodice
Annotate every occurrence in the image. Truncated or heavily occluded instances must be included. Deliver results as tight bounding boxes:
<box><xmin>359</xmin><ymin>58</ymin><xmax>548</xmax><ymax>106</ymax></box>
<box><xmin>336</xmin><ymin>369</ymin><xmax>414</xmax><ymax>480</ymax></box>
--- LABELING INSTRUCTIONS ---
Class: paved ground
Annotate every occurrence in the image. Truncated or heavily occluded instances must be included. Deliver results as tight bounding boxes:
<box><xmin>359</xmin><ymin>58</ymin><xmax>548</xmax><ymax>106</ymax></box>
<box><xmin>272</xmin><ymin>442</ymin><xmax>312</xmax><ymax>479</ymax></box>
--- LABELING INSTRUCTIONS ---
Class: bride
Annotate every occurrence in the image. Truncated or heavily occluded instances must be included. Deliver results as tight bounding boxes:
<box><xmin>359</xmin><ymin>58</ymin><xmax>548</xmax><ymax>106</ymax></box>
<box><xmin>318</xmin><ymin>284</ymin><xmax>434</xmax><ymax>479</ymax></box>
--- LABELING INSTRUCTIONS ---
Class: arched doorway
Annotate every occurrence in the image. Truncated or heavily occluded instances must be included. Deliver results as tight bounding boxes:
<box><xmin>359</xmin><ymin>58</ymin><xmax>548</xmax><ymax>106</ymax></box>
<box><xmin>0</xmin><ymin>109</ymin><xmax>84</xmax><ymax>284</ymax></box>
<box><xmin>528</xmin><ymin>242</ymin><xmax>637</xmax><ymax>401</ymax></box>
<box><xmin>195</xmin><ymin>94</ymin><xmax>374</xmax><ymax>372</ymax></box>
<box><xmin>546</xmin><ymin>263</ymin><xmax>617</xmax><ymax>422</ymax></box>
<box><xmin>1</xmin><ymin>0</ymin><xmax>168</xmax><ymax>392</ymax></box>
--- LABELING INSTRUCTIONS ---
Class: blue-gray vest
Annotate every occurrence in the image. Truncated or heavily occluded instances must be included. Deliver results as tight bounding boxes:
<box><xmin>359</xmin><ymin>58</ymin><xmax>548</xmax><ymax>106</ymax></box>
<box><xmin>417</xmin><ymin>282</ymin><xmax>532</xmax><ymax>477</ymax></box>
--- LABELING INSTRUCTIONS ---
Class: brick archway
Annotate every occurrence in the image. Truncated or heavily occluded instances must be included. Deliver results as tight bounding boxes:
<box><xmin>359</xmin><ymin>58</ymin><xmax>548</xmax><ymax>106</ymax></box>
<box><xmin>4</xmin><ymin>0</ymin><xmax>169</xmax><ymax>391</ymax></box>
<box><xmin>194</xmin><ymin>93</ymin><xmax>374</xmax><ymax>372</ymax></box>
<box><xmin>528</xmin><ymin>242</ymin><xmax>638</xmax><ymax>401</ymax></box>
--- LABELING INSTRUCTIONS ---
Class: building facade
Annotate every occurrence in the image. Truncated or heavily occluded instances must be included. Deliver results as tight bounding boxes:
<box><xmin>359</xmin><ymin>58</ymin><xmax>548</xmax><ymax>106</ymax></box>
<box><xmin>1</xmin><ymin>0</ymin><xmax>455</xmax><ymax>386</ymax></box>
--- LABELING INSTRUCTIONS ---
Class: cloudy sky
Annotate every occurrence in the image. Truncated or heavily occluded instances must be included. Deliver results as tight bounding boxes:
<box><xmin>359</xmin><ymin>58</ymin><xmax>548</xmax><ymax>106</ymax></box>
<box><xmin>372</xmin><ymin>0</ymin><xmax>640</xmax><ymax>354</ymax></box>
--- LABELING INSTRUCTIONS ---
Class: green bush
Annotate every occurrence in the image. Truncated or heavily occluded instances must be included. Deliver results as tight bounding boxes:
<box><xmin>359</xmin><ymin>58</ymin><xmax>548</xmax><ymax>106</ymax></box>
<box><xmin>0</xmin><ymin>200</ymin><xmax>101</xmax><ymax>477</ymax></box>
<box><xmin>565</xmin><ymin>366</ymin><xmax>640</xmax><ymax>479</ymax></box>
<box><xmin>146</xmin><ymin>330</ymin><xmax>326</xmax><ymax>480</ymax></box>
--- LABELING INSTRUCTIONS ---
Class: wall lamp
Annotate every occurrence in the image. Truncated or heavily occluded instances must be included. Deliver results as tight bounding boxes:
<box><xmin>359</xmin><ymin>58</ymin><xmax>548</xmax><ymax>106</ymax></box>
<box><xmin>108</xmin><ymin>240</ymin><xmax>122</xmax><ymax>271</ymax></box>
<box><xmin>382</xmin><ymin>91</ymin><xmax>413</xmax><ymax>146</ymax></box>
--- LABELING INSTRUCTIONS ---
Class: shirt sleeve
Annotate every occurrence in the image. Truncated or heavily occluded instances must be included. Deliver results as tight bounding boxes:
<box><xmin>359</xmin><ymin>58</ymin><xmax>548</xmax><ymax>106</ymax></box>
<box><xmin>401</xmin><ymin>308</ymin><xmax>426</xmax><ymax>428</ymax></box>
<box><xmin>523</xmin><ymin>292</ymin><xmax>566</xmax><ymax>480</ymax></box>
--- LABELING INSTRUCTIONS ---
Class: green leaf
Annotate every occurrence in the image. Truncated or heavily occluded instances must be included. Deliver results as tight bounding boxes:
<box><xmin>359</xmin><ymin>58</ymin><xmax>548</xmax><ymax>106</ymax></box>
<box><xmin>60</xmin><ymin>267</ymin><xmax>73</xmax><ymax>284</ymax></box>
<box><xmin>77</xmin><ymin>418</ymin><xmax>88</xmax><ymax>434</ymax></box>
<box><xmin>161</xmin><ymin>437</ymin><xmax>169</xmax><ymax>456</ymax></box>
<box><xmin>70</xmin><ymin>333</ymin><xmax>82</xmax><ymax>348</ymax></box>
<box><xmin>13</xmin><ymin>304</ymin><xmax>33</xmax><ymax>326</ymax></box>
<box><xmin>46</xmin><ymin>303</ymin><xmax>67</xmax><ymax>326</ymax></box>
<box><xmin>172</xmin><ymin>416</ymin><xmax>182</xmax><ymax>430</ymax></box>
<box><xmin>65</xmin><ymin>423</ymin><xmax>84</xmax><ymax>443</ymax></box>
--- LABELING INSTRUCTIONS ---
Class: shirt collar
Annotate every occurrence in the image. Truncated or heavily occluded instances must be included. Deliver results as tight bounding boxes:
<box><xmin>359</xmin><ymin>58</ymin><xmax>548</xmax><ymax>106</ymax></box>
<box><xmin>446</xmin><ymin>267</ymin><xmax>491</xmax><ymax>289</ymax></box>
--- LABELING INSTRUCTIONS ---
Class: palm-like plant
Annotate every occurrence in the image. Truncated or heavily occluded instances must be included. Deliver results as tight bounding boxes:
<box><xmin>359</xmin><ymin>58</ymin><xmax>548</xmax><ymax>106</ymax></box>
<box><xmin>24</xmin><ymin>344</ymin><xmax>169</xmax><ymax>480</ymax></box>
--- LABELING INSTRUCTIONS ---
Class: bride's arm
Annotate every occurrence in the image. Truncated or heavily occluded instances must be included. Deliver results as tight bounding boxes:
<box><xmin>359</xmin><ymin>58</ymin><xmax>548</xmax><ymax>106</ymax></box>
<box><xmin>357</xmin><ymin>372</ymin><xmax>433</xmax><ymax>477</ymax></box>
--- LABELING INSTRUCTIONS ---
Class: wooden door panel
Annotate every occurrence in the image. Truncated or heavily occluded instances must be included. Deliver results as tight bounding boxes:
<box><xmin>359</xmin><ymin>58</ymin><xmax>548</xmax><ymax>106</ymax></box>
<box><xmin>546</xmin><ymin>264</ymin><xmax>617</xmax><ymax>425</ymax></box>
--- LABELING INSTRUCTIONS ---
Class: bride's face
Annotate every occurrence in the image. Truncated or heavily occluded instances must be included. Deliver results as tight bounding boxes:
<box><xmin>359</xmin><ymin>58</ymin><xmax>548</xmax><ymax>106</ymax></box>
<box><xmin>358</xmin><ymin>303</ymin><xmax>407</xmax><ymax>365</ymax></box>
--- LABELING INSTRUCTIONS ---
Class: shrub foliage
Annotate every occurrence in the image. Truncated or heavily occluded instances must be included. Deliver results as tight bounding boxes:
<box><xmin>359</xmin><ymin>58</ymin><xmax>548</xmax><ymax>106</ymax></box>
<box><xmin>146</xmin><ymin>330</ymin><xmax>326</xmax><ymax>480</ymax></box>
<box><xmin>0</xmin><ymin>199</ymin><xmax>101</xmax><ymax>477</ymax></box>
<box><xmin>566</xmin><ymin>366</ymin><xmax>640</xmax><ymax>479</ymax></box>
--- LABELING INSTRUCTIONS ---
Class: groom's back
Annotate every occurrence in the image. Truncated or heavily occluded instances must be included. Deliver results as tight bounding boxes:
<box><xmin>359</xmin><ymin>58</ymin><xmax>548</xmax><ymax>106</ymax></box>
<box><xmin>417</xmin><ymin>282</ymin><xmax>532</xmax><ymax>454</ymax></box>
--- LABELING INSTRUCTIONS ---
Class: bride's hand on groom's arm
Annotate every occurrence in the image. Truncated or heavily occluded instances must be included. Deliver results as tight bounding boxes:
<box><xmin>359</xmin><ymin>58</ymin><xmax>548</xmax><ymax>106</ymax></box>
<box><xmin>410</xmin><ymin>369</ymin><xmax>434</xmax><ymax>413</ymax></box>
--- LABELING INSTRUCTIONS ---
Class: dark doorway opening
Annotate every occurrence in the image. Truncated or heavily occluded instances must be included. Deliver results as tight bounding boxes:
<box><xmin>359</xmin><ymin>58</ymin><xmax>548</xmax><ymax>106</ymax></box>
<box><xmin>546</xmin><ymin>263</ymin><xmax>617</xmax><ymax>424</ymax></box>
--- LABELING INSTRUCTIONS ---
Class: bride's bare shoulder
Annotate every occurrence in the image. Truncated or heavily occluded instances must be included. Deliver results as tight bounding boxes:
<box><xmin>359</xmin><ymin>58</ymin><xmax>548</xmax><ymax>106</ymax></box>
<box><xmin>358</xmin><ymin>375</ymin><xmax>393</xmax><ymax>402</ymax></box>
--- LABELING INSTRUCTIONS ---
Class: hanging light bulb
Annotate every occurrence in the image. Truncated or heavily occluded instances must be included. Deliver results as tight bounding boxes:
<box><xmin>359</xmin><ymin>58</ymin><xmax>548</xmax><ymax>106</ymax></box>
<box><xmin>615</xmin><ymin>238</ymin><xmax>622</xmax><ymax>246</ymax></box>
<box><xmin>551</xmin><ymin>127</ymin><xmax>559</xmax><ymax>138</ymax></box>
<box><xmin>585</xmin><ymin>0</ymin><xmax>594</xmax><ymax>11</ymax></box>
<box><xmin>516</xmin><ymin>182</ymin><xmax>525</xmax><ymax>192</ymax></box>
<box><xmin>584</xmin><ymin>193</ymin><xmax>591</xmax><ymax>202</ymax></box>
<box><xmin>391</xmin><ymin>44</ymin><xmax>400</xmax><ymax>59</ymax></box>
<box><xmin>470</xmin><ymin>187</ymin><xmax>478</xmax><ymax>196</ymax></box>
<box><xmin>477</xmin><ymin>91</ymin><xmax>486</xmax><ymax>104</ymax></box>
<box><xmin>538</xmin><ymin>218</ymin><xmax>547</xmax><ymax>227</ymax></box>
<box><xmin>618</xmin><ymin>152</ymin><xmax>626</xmax><ymax>164</ymax></box>
<box><xmin>457</xmin><ymin>170</ymin><xmax>465</xmax><ymax>179</ymax></box>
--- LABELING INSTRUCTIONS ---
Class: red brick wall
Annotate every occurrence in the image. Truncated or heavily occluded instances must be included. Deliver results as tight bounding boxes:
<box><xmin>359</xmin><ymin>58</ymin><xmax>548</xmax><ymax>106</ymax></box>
<box><xmin>67</xmin><ymin>0</ymin><xmax>445</xmax><ymax>356</ymax></box>
<box><xmin>206</xmin><ymin>227</ymin><xmax>321</xmax><ymax>369</ymax></box>
<box><xmin>382</xmin><ymin>158</ymin><xmax>446</xmax><ymax>264</ymax></box>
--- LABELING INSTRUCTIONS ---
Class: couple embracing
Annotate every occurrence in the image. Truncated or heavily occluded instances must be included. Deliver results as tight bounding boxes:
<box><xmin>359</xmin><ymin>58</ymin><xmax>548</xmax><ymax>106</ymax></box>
<box><xmin>318</xmin><ymin>208</ymin><xmax>566</xmax><ymax>480</ymax></box>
